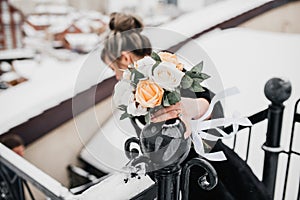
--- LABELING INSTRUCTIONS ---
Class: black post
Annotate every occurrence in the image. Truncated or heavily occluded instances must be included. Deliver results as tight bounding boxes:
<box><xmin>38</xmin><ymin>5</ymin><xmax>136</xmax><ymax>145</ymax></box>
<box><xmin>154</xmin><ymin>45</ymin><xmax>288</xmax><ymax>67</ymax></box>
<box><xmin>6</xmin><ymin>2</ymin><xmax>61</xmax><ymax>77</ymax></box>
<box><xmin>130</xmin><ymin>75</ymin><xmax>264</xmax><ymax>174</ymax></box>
<box><xmin>262</xmin><ymin>78</ymin><xmax>292</xmax><ymax>198</ymax></box>
<box><xmin>155</xmin><ymin>166</ymin><xmax>181</xmax><ymax>200</ymax></box>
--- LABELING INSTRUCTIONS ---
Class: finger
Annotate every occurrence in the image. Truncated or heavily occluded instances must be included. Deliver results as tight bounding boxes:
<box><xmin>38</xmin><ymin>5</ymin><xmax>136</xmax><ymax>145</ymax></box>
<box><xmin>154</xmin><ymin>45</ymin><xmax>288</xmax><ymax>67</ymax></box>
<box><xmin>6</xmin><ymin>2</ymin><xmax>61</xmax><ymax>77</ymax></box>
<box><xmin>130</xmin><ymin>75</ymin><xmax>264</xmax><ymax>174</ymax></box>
<box><xmin>152</xmin><ymin>103</ymin><xmax>181</xmax><ymax>118</ymax></box>
<box><xmin>181</xmin><ymin>117</ymin><xmax>192</xmax><ymax>139</ymax></box>
<box><xmin>151</xmin><ymin>109</ymin><xmax>180</xmax><ymax>123</ymax></box>
<box><xmin>183</xmin><ymin>121</ymin><xmax>192</xmax><ymax>139</ymax></box>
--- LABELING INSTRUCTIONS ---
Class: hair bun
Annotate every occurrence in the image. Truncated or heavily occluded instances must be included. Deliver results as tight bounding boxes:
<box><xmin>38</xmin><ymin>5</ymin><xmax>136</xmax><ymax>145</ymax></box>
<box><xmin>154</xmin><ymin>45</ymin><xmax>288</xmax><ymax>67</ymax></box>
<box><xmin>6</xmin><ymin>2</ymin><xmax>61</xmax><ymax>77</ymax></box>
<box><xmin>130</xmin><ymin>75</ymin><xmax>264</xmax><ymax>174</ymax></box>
<box><xmin>109</xmin><ymin>12</ymin><xmax>144</xmax><ymax>32</ymax></box>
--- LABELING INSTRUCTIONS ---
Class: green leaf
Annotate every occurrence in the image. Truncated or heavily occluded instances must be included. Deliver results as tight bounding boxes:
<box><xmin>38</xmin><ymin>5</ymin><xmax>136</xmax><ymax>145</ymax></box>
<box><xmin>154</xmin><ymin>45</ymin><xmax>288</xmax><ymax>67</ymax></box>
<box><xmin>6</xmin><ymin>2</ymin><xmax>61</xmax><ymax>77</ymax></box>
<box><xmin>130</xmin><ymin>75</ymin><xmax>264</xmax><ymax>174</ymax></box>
<box><xmin>185</xmin><ymin>71</ymin><xmax>201</xmax><ymax>79</ymax></box>
<box><xmin>151</xmin><ymin>61</ymin><xmax>160</xmax><ymax>75</ymax></box>
<box><xmin>163</xmin><ymin>93</ymin><xmax>171</xmax><ymax>107</ymax></box>
<box><xmin>118</xmin><ymin>104</ymin><xmax>127</xmax><ymax>111</ymax></box>
<box><xmin>181</xmin><ymin>75</ymin><xmax>193</xmax><ymax>89</ymax></box>
<box><xmin>167</xmin><ymin>91</ymin><xmax>181</xmax><ymax>105</ymax></box>
<box><xmin>118</xmin><ymin>105</ymin><xmax>133</xmax><ymax>120</ymax></box>
<box><xmin>151</xmin><ymin>51</ymin><xmax>162</xmax><ymax>62</ymax></box>
<box><xmin>199</xmin><ymin>73</ymin><xmax>210</xmax><ymax>80</ymax></box>
<box><xmin>120</xmin><ymin>112</ymin><xmax>132</xmax><ymax>120</ymax></box>
<box><xmin>131</xmin><ymin>69</ymin><xmax>145</xmax><ymax>85</ymax></box>
<box><xmin>190</xmin><ymin>81</ymin><xmax>205</xmax><ymax>93</ymax></box>
<box><xmin>190</xmin><ymin>61</ymin><xmax>203</xmax><ymax>73</ymax></box>
<box><xmin>145</xmin><ymin>112</ymin><xmax>151</xmax><ymax>125</ymax></box>
<box><xmin>193</xmin><ymin>78</ymin><xmax>204</xmax><ymax>83</ymax></box>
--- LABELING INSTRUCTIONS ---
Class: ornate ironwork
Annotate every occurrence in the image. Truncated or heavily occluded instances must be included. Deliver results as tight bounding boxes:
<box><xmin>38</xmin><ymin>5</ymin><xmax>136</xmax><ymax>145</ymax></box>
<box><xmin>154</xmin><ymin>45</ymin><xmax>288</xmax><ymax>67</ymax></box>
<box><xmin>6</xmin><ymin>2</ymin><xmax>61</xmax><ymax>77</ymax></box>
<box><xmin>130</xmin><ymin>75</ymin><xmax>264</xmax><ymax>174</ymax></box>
<box><xmin>124</xmin><ymin>118</ymin><xmax>218</xmax><ymax>200</ymax></box>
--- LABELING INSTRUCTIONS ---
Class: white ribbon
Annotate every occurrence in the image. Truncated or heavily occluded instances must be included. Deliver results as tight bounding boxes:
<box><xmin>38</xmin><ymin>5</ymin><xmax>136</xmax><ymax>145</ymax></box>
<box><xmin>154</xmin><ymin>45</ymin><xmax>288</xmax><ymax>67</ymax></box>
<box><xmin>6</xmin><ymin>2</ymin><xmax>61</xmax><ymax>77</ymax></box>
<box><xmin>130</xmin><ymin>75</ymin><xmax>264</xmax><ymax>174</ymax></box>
<box><xmin>190</xmin><ymin>87</ymin><xmax>252</xmax><ymax>161</ymax></box>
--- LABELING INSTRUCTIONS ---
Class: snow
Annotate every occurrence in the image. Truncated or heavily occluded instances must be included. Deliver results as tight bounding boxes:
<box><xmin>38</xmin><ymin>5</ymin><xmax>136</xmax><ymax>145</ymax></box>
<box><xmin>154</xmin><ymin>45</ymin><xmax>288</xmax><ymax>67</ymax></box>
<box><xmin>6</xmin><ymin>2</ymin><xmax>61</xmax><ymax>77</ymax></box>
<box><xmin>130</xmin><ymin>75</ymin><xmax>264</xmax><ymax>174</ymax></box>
<box><xmin>0</xmin><ymin>49</ymin><xmax>114</xmax><ymax>134</ymax></box>
<box><xmin>161</xmin><ymin>0</ymin><xmax>273</xmax><ymax>41</ymax></box>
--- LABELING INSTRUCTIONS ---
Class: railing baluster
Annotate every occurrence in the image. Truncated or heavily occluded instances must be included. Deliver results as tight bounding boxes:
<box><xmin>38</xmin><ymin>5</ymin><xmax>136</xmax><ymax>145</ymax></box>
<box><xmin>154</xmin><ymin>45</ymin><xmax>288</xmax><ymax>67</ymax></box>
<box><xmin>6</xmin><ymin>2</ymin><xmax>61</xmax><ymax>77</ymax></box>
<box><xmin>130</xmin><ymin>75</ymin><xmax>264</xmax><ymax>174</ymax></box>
<box><xmin>262</xmin><ymin>78</ymin><xmax>291</xmax><ymax>199</ymax></box>
<box><xmin>232</xmin><ymin>135</ymin><xmax>237</xmax><ymax>151</ymax></box>
<box><xmin>245</xmin><ymin>127</ymin><xmax>252</xmax><ymax>162</ymax></box>
<box><xmin>282</xmin><ymin>99</ymin><xmax>300</xmax><ymax>200</ymax></box>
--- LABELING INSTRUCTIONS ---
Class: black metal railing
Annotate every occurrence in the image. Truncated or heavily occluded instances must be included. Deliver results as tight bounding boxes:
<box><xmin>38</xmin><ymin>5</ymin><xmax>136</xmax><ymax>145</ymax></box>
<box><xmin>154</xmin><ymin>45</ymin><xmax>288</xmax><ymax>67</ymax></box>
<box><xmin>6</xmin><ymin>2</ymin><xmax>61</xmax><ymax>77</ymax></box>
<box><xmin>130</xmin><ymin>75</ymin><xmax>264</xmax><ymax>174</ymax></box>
<box><xmin>281</xmin><ymin>98</ymin><xmax>300</xmax><ymax>200</ymax></box>
<box><xmin>225</xmin><ymin>78</ymin><xmax>300</xmax><ymax>200</ymax></box>
<box><xmin>1</xmin><ymin>77</ymin><xmax>299</xmax><ymax>200</ymax></box>
<box><xmin>131</xmin><ymin>77</ymin><xmax>299</xmax><ymax>200</ymax></box>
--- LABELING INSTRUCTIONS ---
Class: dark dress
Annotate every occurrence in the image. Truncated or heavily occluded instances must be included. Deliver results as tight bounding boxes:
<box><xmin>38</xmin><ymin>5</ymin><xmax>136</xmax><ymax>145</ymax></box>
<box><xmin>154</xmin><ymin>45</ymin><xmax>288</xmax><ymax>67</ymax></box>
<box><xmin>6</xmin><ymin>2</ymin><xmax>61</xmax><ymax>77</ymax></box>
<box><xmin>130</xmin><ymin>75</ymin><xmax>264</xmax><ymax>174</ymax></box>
<box><xmin>131</xmin><ymin>87</ymin><xmax>271</xmax><ymax>200</ymax></box>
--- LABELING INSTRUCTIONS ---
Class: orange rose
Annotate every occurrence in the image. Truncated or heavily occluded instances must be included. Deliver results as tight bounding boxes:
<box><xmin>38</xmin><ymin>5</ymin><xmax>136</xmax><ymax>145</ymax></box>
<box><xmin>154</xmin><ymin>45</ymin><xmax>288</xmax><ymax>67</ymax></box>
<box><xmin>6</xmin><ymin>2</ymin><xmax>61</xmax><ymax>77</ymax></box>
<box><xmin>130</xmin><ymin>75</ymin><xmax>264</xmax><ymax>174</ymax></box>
<box><xmin>135</xmin><ymin>80</ymin><xmax>164</xmax><ymax>108</ymax></box>
<box><xmin>158</xmin><ymin>52</ymin><xmax>184</xmax><ymax>71</ymax></box>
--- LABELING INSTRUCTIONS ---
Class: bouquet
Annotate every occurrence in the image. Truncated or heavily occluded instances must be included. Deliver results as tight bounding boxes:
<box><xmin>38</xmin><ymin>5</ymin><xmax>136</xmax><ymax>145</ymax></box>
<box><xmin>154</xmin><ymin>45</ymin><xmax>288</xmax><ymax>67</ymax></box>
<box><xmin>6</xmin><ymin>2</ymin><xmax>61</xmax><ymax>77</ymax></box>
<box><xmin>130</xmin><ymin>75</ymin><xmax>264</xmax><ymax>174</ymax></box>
<box><xmin>113</xmin><ymin>51</ymin><xmax>210</xmax><ymax>124</ymax></box>
<box><xmin>114</xmin><ymin>51</ymin><xmax>252</xmax><ymax>162</ymax></box>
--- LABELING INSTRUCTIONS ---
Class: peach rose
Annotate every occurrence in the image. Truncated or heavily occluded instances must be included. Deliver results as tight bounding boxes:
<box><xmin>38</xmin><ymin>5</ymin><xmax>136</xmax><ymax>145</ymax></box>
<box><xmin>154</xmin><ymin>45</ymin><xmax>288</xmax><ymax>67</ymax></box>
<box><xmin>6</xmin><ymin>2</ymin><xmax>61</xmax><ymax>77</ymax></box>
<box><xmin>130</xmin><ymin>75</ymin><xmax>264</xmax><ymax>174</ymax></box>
<box><xmin>135</xmin><ymin>80</ymin><xmax>164</xmax><ymax>108</ymax></box>
<box><xmin>158</xmin><ymin>52</ymin><xmax>184</xmax><ymax>71</ymax></box>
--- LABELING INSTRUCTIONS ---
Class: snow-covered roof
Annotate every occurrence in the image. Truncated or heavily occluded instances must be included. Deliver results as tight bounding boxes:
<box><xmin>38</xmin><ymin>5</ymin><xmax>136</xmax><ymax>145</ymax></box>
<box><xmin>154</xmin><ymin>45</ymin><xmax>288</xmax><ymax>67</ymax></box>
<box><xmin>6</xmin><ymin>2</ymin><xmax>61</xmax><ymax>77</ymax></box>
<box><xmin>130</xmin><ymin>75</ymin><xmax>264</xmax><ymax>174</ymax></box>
<box><xmin>0</xmin><ymin>51</ymin><xmax>114</xmax><ymax>134</ymax></box>
<box><xmin>0</xmin><ymin>48</ymin><xmax>35</xmax><ymax>60</ymax></box>
<box><xmin>34</xmin><ymin>4</ymin><xmax>74</xmax><ymax>15</ymax></box>
<box><xmin>65</xmin><ymin>33</ymin><xmax>100</xmax><ymax>52</ymax></box>
<box><xmin>27</xmin><ymin>14</ymin><xmax>74</xmax><ymax>27</ymax></box>
<box><xmin>161</xmin><ymin>0</ymin><xmax>273</xmax><ymax>39</ymax></box>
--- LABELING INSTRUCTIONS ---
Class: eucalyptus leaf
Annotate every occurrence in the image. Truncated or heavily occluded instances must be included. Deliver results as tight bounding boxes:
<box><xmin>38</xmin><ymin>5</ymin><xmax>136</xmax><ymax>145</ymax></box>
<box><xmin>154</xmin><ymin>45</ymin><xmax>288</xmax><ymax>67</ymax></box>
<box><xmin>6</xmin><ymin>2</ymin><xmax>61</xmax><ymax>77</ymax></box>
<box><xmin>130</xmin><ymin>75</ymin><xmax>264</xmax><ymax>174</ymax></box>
<box><xmin>191</xmin><ymin>61</ymin><xmax>203</xmax><ymax>73</ymax></box>
<box><xmin>199</xmin><ymin>73</ymin><xmax>210</xmax><ymax>80</ymax></box>
<box><xmin>118</xmin><ymin>104</ymin><xmax>127</xmax><ymax>111</ymax></box>
<box><xmin>131</xmin><ymin>69</ymin><xmax>145</xmax><ymax>85</ymax></box>
<box><xmin>181</xmin><ymin>75</ymin><xmax>193</xmax><ymax>89</ymax></box>
<box><xmin>185</xmin><ymin>71</ymin><xmax>202</xmax><ymax>79</ymax></box>
<box><xmin>163</xmin><ymin>94</ymin><xmax>171</xmax><ymax>107</ymax></box>
<box><xmin>120</xmin><ymin>112</ymin><xmax>132</xmax><ymax>120</ymax></box>
<box><xmin>190</xmin><ymin>81</ymin><xmax>205</xmax><ymax>93</ymax></box>
<box><xmin>167</xmin><ymin>91</ymin><xmax>181</xmax><ymax>105</ymax></box>
<box><xmin>193</xmin><ymin>77</ymin><xmax>204</xmax><ymax>83</ymax></box>
<box><xmin>151</xmin><ymin>61</ymin><xmax>161</xmax><ymax>75</ymax></box>
<box><xmin>151</xmin><ymin>51</ymin><xmax>162</xmax><ymax>62</ymax></box>
<box><xmin>145</xmin><ymin>112</ymin><xmax>151</xmax><ymax>124</ymax></box>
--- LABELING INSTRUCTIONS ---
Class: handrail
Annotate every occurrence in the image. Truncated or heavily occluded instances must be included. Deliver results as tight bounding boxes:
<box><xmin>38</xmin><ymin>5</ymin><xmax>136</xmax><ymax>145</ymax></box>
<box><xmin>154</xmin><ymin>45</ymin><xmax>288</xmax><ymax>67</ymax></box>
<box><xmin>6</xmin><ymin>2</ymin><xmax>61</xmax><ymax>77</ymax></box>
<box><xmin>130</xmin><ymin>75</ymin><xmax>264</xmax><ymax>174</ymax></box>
<box><xmin>0</xmin><ymin>143</ymin><xmax>75</xmax><ymax>200</ymax></box>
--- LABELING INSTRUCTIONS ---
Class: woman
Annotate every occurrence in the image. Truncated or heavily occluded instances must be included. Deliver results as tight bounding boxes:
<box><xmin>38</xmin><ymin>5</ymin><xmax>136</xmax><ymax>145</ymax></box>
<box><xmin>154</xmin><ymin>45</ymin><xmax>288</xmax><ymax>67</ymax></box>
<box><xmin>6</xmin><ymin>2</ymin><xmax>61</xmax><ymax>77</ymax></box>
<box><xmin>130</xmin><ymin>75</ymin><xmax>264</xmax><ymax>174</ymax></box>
<box><xmin>101</xmin><ymin>12</ymin><xmax>271</xmax><ymax>200</ymax></box>
<box><xmin>101</xmin><ymin>12</ymin><xmax>210</xmax><ymax>138</ymax></box>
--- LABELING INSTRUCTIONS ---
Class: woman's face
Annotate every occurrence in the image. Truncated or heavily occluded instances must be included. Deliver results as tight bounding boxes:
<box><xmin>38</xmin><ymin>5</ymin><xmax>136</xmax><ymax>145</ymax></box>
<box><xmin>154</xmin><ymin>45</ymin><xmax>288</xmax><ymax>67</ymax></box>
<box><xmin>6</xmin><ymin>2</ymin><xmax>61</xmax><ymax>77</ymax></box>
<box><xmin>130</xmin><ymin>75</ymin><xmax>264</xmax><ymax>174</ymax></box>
<box><xmin>106</xmin><ymin>52</ymin><xmax>141</xmax><ymax>80</ymax></box>
<box><xmin>106</xmin><ymin>60</ymin><xmax>128</xmax><ymax>81</ymax></box>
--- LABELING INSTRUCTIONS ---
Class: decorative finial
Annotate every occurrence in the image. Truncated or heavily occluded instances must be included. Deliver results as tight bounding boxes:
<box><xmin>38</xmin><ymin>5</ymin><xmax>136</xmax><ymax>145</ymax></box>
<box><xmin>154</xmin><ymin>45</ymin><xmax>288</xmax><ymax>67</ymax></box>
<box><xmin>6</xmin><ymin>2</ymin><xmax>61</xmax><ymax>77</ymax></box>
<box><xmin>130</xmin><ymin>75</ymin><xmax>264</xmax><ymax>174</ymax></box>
<box><xmin>264</xmin><ymin>78</ymin><xmax>292</xmax><ymax>105</ymax></box>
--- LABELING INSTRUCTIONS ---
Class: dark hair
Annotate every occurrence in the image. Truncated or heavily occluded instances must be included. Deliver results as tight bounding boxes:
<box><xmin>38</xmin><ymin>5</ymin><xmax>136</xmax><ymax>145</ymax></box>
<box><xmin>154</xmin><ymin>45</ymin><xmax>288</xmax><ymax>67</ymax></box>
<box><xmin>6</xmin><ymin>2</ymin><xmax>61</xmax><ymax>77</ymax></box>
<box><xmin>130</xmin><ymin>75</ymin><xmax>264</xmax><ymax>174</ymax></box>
<box><xmin>1</xmin><ymin>134</ymin><xmax>24</xmax><ymax>149</ymax></box>
<box><xmin>109</xmin><ymin>12</ymin><xmax>144</xmax><ymax>32</ymax></box>
<box><xmin>101</xmin><ymin>12</ymin><xmax>152</xmax><ymax>65</ymax></box>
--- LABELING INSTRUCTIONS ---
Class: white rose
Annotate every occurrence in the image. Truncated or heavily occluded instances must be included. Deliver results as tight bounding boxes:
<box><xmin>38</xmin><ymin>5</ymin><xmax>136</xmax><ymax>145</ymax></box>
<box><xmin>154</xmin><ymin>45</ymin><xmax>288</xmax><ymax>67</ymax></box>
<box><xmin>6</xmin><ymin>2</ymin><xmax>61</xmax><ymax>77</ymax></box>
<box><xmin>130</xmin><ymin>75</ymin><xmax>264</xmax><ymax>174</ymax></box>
<box><xmin>127</xmin><ymin>100</ymin><xmax>148</xmax><ymax>116</ymax></box>
<box><xmin>113</xmin><ymin>80</ymin><xmax>133</xmax><ymax>107</ymax></box>
<box><xmin>135</xmin><ymin>56</ymin><xmax>156</xmax><ymax>77</ymax></box>
<box><xmin>152</xmin><ymin>61</ymin><xmax>185</xmax><ymax>91</ymax></box>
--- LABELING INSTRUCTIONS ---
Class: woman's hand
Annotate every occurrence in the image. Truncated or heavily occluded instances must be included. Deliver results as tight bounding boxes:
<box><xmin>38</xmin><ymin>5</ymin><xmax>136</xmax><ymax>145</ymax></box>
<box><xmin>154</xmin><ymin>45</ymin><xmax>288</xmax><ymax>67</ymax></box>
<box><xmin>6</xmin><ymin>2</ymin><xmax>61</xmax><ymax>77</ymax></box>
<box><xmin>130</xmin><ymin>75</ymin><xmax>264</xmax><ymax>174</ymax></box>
<box><xmin>151</xmin><ymin>97</ymin><xmax>209</xmax><ymax>138</ymax></box>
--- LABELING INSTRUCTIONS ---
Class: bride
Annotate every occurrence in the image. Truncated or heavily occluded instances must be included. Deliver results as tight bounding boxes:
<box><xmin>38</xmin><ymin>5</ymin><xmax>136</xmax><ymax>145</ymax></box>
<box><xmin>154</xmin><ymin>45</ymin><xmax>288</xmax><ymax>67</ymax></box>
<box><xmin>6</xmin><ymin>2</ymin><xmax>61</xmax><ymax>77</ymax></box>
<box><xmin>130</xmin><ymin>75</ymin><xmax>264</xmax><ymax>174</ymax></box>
<box><xmin>100</xmin><ymin>12</ymin><xmax>271</xmax><ymax>200</ymax></box>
